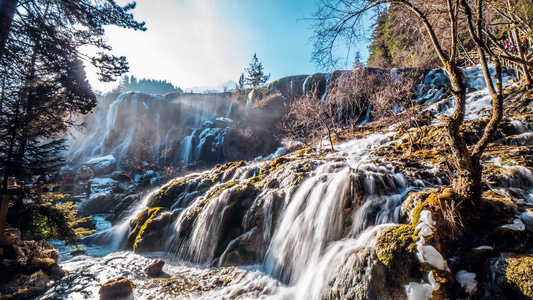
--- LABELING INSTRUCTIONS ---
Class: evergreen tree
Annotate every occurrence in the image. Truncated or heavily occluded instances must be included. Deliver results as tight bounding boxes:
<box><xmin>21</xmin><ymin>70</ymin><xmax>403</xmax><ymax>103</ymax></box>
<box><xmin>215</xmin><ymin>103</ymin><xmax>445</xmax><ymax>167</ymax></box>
<box><xmin>235</xmin><ymin>73</ymin><xmax>246</xmax><ymax>92</ymax></box>
<box><xmin>244</xmin><ymin>53</ymin><xmax>270</xmax><ymax>88</ymax></box>
<box><xmin>118</xmin><ymin>76</ymin><xmax>183</xmax><ymax>94</ymax></box>
<box><xmin>0</xmin><ymin>0</ymin><xmax>145</xmax><ymax>240</ymax></box>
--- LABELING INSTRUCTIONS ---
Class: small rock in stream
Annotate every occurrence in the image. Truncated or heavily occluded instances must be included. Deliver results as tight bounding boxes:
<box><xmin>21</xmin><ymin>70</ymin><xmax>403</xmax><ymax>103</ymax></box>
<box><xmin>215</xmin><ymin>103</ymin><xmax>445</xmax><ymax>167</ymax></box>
<box><xmin>144</xmin><ymin>259</ymin><xmax>166</xmax><ymax>277</ymax></box>
<box><xmin>98</xmin><ymin>276</ymin><xmax>133</xmax><ymax>299</ymax></box>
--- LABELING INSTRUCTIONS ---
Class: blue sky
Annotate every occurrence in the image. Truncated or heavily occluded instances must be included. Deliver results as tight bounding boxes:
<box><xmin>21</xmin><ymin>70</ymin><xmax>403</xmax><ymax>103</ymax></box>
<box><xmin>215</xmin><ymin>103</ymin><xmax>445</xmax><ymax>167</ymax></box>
<box><xmin>86</xmin><ymin>0</ymin><xmax>370</xmax><ymax>92</ymax></box>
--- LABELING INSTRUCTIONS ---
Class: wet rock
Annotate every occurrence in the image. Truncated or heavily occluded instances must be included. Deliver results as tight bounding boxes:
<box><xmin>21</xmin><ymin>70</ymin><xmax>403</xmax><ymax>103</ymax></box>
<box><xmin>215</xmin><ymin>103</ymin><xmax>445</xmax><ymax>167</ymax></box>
<box><xmin>374</xmin><ymin>225</ymin><xmax>420</xmax><ymax>290</ymax></box>
<box><xmin>400</xmin><ymin>190</ymin><xmax>432</xmax><ymax>224</ymax></box>
<box><xmin>484</xmin><ymin>255</ymin><xmax>533</xmax><ymax>299</ymax></box>
<box><xmin>110</xmin><ymin>194</ymin><xmax>138</xmax><ymax>224</ymax></box>
<box><xmin>220</xmin><ymin>227</ymin><xmax>263</xmax><ymax>266</ymax></box>
<box><xmin>80</xmin><ymin>194</ymin><xmax>120</xmax><ymax>216</ymax></box>
<box><xmin>144</xmin><ymin>259</ymin><xmax>165</xmax><ymax>277</ymax></box>
<box><xmin>502</xmin><ymin>133</ymin><xmax>533</xmax><ymax>146</ymax></box>
<box><xmin>213</xmin><ymin>117</ymin><xmax>232</xmax><ymax>128</ymax></box>
<box><xmin>98</xmin><ymin>276</ymin><xmax>133</xmax><ymax>300</ymax></box>
<box><xmin>77</xmin><ymin>165</ymin><xmax>95</xmax><ymax>181</ymax></box>
<box><xmin>86</xmin><ymin>155</ymin><xmax>117</xmax><ymax>176</ymax></box>
<box><xmin>124</xmin><ymin>207</ymin><xmax>165</xmax><ymax>251</ymax></box>
<box><xmin>110</xmin><ymin>171</ymin><xmax>133</xmax><ymax>182</ymax></box>
<box><xmin>133</xmin><ymin>210</ymin><xmax>180</xmax><ymax>254</ymax></box>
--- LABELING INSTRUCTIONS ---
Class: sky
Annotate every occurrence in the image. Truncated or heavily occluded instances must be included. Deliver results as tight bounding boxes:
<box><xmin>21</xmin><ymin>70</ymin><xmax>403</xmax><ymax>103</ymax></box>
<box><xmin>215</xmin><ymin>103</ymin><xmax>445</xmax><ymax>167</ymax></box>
<box><xmin>85</xmin><ymin>0</ymin><xmax>370</xmax><ymax>92</ymax></box>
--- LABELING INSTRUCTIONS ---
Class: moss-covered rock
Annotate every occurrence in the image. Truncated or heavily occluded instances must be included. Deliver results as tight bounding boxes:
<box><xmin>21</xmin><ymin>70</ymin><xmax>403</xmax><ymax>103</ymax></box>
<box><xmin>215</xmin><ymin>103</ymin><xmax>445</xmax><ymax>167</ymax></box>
<box><xmin>295</xmin><ymin>147</ymin><xmax>314</xmax><ymax>156</ymax></box>
<box><xmin>487</xmin><ymin>255</ymin><xmax>533</xmax><ymax>300</ymax></box>
<box><xmin>124</xmin><ymin>207</ymin><xmax>165</xmax><ymax>251</ymax></box>
<box><xmin>375</xmin><ymin>225</ymin><xmax>419</xmax><ymax>288</ymax></box>
<box><xmin>149</xmin><ymin>174</ymin><xmax>207</xmax><ymax>209</ymax></box>
<box><xmin>0</xmin><ymin>238</ymin><xmax>64</xmax><ymax>299</ymax></box>
<box><xmin>214</xmin><ymin>183</ymin><xmax>259</xmax><ymax>257</ymax></box>
<box><xmin>506</xmin><ymin>256</ymin><xmax>533</xmax><ymax>298</ymax></box>
<box><xmin>98</xmin><ymin>276</ymin><xmax>133</xmax><ymax>300</ymax></box>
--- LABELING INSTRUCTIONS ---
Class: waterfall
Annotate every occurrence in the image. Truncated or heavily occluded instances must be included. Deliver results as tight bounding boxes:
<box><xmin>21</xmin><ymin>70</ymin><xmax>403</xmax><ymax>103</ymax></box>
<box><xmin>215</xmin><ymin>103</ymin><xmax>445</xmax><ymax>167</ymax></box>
<box><xmin>264</xmin><ymin>168</ymin><xmax>351</xmax><ymax>283</ymax></box>
<box><xmin>302</xmin><ymin>75</ymin><xmax>310</xmax><ymax>95</ymax></box>
<box><xmin>82</xmin><ymin>189</ymin><xmax>157</xmax><ymax>252</ymax></box>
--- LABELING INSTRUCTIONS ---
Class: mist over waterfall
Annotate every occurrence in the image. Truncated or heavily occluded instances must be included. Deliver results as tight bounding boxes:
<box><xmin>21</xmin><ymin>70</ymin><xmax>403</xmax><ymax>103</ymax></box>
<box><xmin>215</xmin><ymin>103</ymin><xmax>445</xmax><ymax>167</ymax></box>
<box><xmin>67</xmin><ymin>92</ymin><xmax>236</xmax><ymax>170</ymax></box>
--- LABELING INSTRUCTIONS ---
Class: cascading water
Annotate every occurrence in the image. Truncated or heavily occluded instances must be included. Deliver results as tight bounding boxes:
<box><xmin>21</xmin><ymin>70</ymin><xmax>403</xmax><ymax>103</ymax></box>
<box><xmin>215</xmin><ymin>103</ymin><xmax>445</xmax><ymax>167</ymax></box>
<box><xmin>44</xmin><ymin>66</ymin><xmax>533</xmax><ymax>299</ymax></box>
<box><xmin>81</xmin><ymin>189</ymin><xmax>157</xmax><ymax>252</ymax></box>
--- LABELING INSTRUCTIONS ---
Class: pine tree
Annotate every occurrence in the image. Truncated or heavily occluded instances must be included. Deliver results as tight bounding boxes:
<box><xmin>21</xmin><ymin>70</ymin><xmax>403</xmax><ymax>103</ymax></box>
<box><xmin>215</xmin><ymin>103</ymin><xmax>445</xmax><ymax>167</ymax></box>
<box><xmin>244</xmin><ymin>53</ymin><xmax>270</xmax><ymax>88</ymax></box>
<box><xmin>235</xmin><ymin>73</ymin><xmax>246</xmax><ymax>92</ymax></box>
<box><xmin>0</xmin><ymin>0</ymin><xmax>145</xmax><ymax>240</ymax></box>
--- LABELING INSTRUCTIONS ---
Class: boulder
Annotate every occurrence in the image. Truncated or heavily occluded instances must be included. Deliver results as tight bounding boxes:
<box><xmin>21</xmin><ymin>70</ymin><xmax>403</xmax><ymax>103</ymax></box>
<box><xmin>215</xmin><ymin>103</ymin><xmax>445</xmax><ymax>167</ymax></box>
<box><xmin>129</xmin><ymin>210</ymin><xmax>180</xmax><ymax>253</ymax></box>
<box><xmin>144</xmin><ymin>259</ymin><xmax>165</xmax><ymax>277</ymax></box>
<box><xmin>98</xmin><ymin>276</ymin><xmax>133</xmax><ymax>300</ymax></box>
<box><xmin>213</xmin><ymin>117</ymin><xmax>233</xmax><ymax>128</ymax></box>
<box><xmin>80</xmin><ymin>194</ymin><xmax>120</xmax><ymax>216</ymax></box>
<box><xmin>86</xmin><ymin>155</ymin><xmax>117</xmax><ymax>176</ymax></box>
<box><xmin>110</xmin><ymin>194</ymin><xmax>137</xmax><ymax>224</ymax></box>
<box><xmin>77</xmin><ymin>165</ymin><xmax>95</xmax><ymax>181</ymax></box>
<box><xmin>110</xmin><ymin>171</ymin><xmax>133</xmax><ymax>182</ymax></box>
<box><xmin>220</xmin><ymin>227</ymin><xmax>263</xmax><ymax>266</ymax></box>
<box><xmin>484</xmin><ymin>255</ymin><xmax>533</xmax><ymax>299</ymax></box>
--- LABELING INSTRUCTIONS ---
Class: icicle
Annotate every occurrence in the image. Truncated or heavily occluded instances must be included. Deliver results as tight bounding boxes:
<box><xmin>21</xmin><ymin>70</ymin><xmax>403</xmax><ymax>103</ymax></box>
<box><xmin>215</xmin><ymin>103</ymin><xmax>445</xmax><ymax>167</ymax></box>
<box><xmin>405</xmin><ymin>271</ymin><xmax>440</xmax><ymax>300</ymax></box>
<box><xmin>501</xmin><ymin>218</ymin><xmax>525</xmax><ymax>231</ymax></box>
<box><xmin>455</xmin><ymin>270</ymin><xmax>477</xmax><ymax>295</ymax></box>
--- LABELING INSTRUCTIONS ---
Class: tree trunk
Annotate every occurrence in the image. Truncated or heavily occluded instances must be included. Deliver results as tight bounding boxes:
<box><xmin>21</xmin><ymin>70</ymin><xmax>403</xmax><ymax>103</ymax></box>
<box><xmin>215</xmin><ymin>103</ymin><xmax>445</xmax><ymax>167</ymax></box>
<box><xmin>442</xmin><ymin>66</ymin><xmax>484</xmax><ymax>204</ymax></box>
<box><xmin>0</xmin><ymin>0</ymin><xmax>18</xmax><ymax>59</ymax></box>
<box><xmin>512</xmin><ymin>29</ymin><xmax>532</xmax><ymax>86</ymax></box>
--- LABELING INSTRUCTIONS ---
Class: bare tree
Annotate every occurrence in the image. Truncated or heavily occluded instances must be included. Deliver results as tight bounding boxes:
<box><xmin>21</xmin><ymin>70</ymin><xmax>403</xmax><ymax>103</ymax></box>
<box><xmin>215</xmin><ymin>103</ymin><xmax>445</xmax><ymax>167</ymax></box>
<box><xmin>282</xmin><ymin>89</ymin><xmax>336</xmax><ymax>152</ymax></box>
<box><xmin>312</xmin><ymin>0</ymin><xmax>507</xmax><ymax>206</ymax></box>
<box><xmin>325</xmin><ymin>68</ymin><xmax>380</xmax><ymax>129</ymax></box>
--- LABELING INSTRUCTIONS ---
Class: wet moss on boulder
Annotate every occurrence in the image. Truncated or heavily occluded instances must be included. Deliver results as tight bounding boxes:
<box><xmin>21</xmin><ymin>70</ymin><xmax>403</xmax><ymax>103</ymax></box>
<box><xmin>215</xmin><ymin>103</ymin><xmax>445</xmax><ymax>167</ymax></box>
<box><xmin>124</xmin><ymin>207</ymin><xmax>165</xmax><ymax>251</ymax></box>
<box><xmin>149</xmin><ymin>175</ymin><xmax>206</xmax><ymax>209</ymax></box>
<box><xmin>375</xmin><ymin>225</ymin><xmax>419</xmax><ymax>288</ymax></box>
<box><xmin>505</xmin><ymin>256</ymin><xmax>533</xmax><ymax>298</ymax></box>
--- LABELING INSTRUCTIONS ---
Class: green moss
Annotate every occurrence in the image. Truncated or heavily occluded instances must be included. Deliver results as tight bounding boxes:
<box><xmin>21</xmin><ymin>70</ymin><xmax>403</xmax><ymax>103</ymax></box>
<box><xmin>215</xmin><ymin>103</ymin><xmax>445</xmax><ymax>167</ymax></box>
<box><xmin>375</xmin><ymin>225</ymin><xmax>419</xmax><ymax>287</ymax></box>
<box><xmin>133</xmin><ymin>207</ymin><xmax>164</xmax><ymax>252</ymax></box>
<box><xmin>248</xmin><ymin>175</ymin><xmax>264</xmax><ymax>185</ymax></box>
<box><xmin>413</xmin><ymin>149</ymin><xmax>442</xmax><ymax>159</ymax></box>
<box><xmin>295</xmin><ymin>147</ymin><xmax>314</xmax><ymax>156</ymax></box>
<box><xmin>376</xmin><ymin>225</ymin><xmax>418</xmax><ymax>267</ymax></box>
<box><xmin>211</xmin><ymin>161</ymin><xmax>247</xmax><ymax>182</ymax></box>
<box><xmin>124</xmin><ymin>207</ymin><xmax>164</xmax><ymax>251</ymax></box>
<box><xmin>149</xmin><ymin>177</ymin><xmax>189</xmax><ymax>208</ymax></box>
<box><xmin>506</xmin><ymin>257</ymin><xmax>533</xmax><ymax>298</ymax></box>
<box><xmin>269</xmin><ymin>157</ymin><xmax>290</xmax><ymax>173</ymax></box>
<box><xmin>411</xmin><ymin>203</ymin><xmax>425</xmax><ymax>226</ymax></box>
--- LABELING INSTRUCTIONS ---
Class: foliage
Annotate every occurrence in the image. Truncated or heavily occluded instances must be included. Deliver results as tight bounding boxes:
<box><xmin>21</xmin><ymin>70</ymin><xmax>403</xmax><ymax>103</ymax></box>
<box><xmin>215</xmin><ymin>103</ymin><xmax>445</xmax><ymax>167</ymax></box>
<box><xmin>281</xmin><ymin>89</ymin><xmax>336</xmax><ymax>151</ymax></box>
<box><xmin>282</xmin><ymin>69</ymin><xmax>419</xmax><ymax>152</ymax></box>
<box><xmin>311</xmin><ymin>0</ymin><xmax>515</xmax><ymax>206</ymax></box>
<box><xmin>244</xmin><ymin>53</ymin><xmax>270</xmax><ymax>89</ymax></box>
<box><xmin>116</xmin><ymin>75</ymin><xmax>183</xmax><ymax>94</ymax></box>
<box><xmin>8</xmin><ymin>193</ymin><xmax>94</xmax><ymax>245</ymax></box>
<box><xmin>367</xmin><ymin>6</ymin><xmax>440</xmax><ymax>69</ymax></box>
<box><xmin>0</xmin><ymin>0</ymin><xmax>145</xmax><ymax>193</ymax></box>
